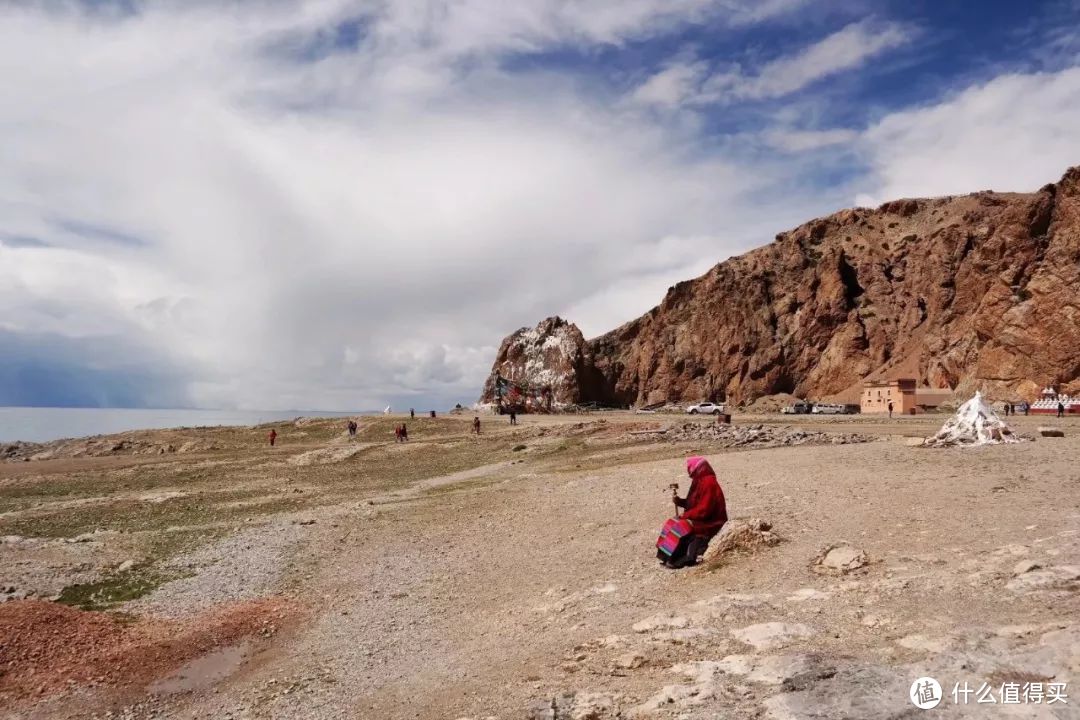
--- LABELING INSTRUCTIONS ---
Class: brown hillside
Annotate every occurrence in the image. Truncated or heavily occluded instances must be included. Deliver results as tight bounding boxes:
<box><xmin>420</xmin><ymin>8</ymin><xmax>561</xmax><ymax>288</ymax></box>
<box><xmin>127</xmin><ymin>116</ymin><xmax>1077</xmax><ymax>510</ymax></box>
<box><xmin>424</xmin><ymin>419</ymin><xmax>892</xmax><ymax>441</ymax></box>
<box><xmin>481</xmin><ymin>166</ymin><xmax>1080</xmax><ymax>407</ymax></box>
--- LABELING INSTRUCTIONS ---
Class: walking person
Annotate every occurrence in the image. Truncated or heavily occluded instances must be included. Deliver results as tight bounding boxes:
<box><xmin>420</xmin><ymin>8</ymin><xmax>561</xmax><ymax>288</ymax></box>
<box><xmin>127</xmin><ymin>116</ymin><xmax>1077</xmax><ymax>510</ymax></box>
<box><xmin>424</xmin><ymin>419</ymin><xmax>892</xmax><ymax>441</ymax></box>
<box><xmin>1058</xmin><ymin>401</ymin><xmax>1066</xmax><ymax>419</ymax></box>
<box><xmin>268</xmin><ymin>429</ymin><xmax>277</xmax><ymax>447</ymax></box>
<box><xmin>473</xmin><ymin>416</ymin><xmax>481</xmax><ymax>435</ymax></box>
<box><xmin>509</xmin><ymin>409</ymin><xmax>517</xmax><ymax>426</ymax></box>
<box><xmin>887</xmin><ymin>401</ymin><xmax>893</xmax><ymax>419</ymax></box>
<box><xmin>400</xmin><ymin>423</ymin><xmax>408</xmax><ymax>442</ymax></box>
<box><xmin>410</xmin><ymin>408</ymin><xmax>415</xmax><ymax>419</ymax></box>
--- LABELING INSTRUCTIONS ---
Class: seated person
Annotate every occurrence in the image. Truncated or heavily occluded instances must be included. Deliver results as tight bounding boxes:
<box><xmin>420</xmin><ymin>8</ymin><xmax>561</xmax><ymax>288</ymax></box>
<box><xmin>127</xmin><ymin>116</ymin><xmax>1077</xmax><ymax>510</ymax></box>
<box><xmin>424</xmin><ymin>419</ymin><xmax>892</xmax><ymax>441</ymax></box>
<box><xmin>667</xmin><ymin>456</ymin><xmax>728</xmax><ymax>568</ymax></box>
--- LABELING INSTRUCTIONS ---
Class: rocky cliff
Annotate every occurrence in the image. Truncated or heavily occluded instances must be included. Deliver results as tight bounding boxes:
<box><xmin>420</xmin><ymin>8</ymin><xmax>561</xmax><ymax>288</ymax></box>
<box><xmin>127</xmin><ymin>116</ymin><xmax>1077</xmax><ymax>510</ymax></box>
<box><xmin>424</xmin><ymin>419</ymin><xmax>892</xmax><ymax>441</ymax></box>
<box><xmin>481</xmin><ymin>167</ymin><xmax>1080</xmax><ymax>407</ymax></box>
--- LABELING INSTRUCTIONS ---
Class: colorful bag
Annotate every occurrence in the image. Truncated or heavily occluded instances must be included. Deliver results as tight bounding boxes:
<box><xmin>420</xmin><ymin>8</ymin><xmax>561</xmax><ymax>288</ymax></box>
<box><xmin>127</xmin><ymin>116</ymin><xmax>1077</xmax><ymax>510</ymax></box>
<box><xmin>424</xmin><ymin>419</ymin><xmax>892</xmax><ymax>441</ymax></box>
<box><xmin>656</xmin><ymin>517</ymin><xmax>693</xmax><ymax>559</ymax></box>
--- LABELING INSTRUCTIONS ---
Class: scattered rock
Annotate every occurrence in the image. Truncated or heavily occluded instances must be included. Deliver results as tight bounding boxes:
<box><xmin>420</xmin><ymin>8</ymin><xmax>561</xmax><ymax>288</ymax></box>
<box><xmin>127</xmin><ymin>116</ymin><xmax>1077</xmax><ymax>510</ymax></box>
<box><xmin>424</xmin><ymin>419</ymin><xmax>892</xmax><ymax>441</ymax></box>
<box><xmin>528</xmin><ymin>692</ymin><xmax>619</xmax><ymax>720</ymax></box>
<box><xmin>1038</xmin><ymin>426</ymin><xmax>1065</xmax><ymax>437</ymax></box>
<box><xmin>702</xmin><ymin>518</ymin><xmax>782</xmax><ymax>565</ymax></box>
<box><xmin>116</xmin><ymin>560</ymin><xmax>135</xmax><ymax>573</ymax></box>
<box><xmin>813</xmin><ymin>545</ymin><xmax>868</xmax><ymax>574</ymax></box>
<box><xmin>614</xmin><ymin>652</ymin><xmax>646</xmax><ymax>670</ymax></box>
<box><xmin>786</xmin><ymin>588</ymin><xmax>830</xmax><ymax>603</ymax></box>
<box><xmin>1005</xmin><ymin>565</ymin><xmax>1080</xmax><ymax>593</ymax></box>
<box><xmin>762</xmin><ymin>664</ymin><xmax>910</xmax><ymax>720</ymax></box>
<box><xmin>896</xmin><ymin>634</ymin><xmax>953</xmax><ymax>654</ymax></box>
<box><xmin>731</xmin><ymin>622</ymin><xmax>815</xmax><ymax>651</ymax></box>
<box><xmin>632</xmin><ymin>613</ymin><xmax>690</xmax><ymax>633</ymax></box>
<box><xmin>1013</xmin><ymin>560</ymin><xmax>1042</xmax><ymax>576</ymax></box>
<box><xmin>652</xmin><ymin>423</ymin><xmax>873</xmax><ymax>448</ymax></box>
<box><xmin>749</xmin><ymin>654</ymin><xmax>835</xmax><ymax>688</ymax></box>
<box><xmin>631</xmin><ymin>683</ymin><xmax>711</xmax><ymax>716</ymax></box>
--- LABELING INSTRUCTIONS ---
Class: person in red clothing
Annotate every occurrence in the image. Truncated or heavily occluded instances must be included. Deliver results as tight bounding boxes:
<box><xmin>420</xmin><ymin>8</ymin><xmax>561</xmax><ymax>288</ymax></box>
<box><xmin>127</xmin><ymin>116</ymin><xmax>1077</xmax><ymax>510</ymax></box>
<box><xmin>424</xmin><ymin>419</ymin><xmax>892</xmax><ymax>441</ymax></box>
<box><xmin>668</xmin><ymin>456</ymin><xmax>728</xmax><ymax>568</ymax></box>
<box><xmin>268</xmin><ymin>429</ymin><xmax>277</xmax><ymax>447</ymax></box>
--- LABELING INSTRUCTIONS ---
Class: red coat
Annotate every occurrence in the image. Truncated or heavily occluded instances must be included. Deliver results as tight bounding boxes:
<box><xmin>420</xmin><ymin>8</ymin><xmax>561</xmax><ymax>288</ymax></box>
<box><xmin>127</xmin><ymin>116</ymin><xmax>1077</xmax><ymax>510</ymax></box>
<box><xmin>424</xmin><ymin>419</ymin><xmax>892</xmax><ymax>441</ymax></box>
<box><xmin>678</xmin><ymin>457</ymin><xmax>727</xmax><ymax>538</ymax></box>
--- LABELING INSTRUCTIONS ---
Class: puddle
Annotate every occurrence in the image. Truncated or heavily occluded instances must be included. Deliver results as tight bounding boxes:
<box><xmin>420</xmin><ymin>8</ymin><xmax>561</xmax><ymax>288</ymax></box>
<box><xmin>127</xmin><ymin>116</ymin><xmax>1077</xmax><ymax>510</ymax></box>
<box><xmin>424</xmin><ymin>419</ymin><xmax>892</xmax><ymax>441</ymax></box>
<box><xmin>148</xmin><ymin>640</ymin><xmax>251</xmax><ymax>695</ymax></box>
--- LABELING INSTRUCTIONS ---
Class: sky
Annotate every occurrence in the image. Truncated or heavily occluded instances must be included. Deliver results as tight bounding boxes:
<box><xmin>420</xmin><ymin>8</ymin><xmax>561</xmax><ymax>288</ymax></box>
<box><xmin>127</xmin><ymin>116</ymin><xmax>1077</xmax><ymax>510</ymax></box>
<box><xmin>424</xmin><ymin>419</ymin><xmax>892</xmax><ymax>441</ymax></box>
<box><xmin>2</xmin><ymin>0</ymin><xmax>1080</xmax><ymax>411</ymax></box>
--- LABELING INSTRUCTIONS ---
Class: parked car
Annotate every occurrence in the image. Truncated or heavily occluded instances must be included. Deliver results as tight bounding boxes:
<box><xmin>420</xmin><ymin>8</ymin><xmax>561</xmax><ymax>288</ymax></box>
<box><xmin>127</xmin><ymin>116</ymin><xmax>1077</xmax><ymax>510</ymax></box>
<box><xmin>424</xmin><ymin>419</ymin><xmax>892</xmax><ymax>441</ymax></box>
<box><xmin>811</xmin><ymin>403</ymin><xmax>859</xmax><ymax>415</ymax></box>
<box><xmin>781</xmin><ymin>401</ymin><xmax>813</xmax><ymax>414</ymax></box>
<box><xmin>687</xmin><ymin>401</ymin><xmax>726</xmax><ymax>415</ymax></box>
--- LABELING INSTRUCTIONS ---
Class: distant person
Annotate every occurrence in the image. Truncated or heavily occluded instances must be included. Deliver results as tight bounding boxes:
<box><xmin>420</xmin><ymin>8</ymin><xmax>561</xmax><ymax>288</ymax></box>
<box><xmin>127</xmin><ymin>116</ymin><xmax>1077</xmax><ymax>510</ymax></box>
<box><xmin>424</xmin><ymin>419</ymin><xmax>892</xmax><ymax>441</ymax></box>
<box><xmin>268</xmin><ymin>429</ymin><xmax>277</xmax><ymax>447</ymax></box>
<box><xmin>410</xmin><ymin>408</ymin><xmax>415</xmax><ymax>419</ymax></box>
<box><xmin>394</xmin><ymin>425</ymin><xmax>402</xmax><ymax>442</ymax></box>
<box><xmin>1024</xmin><ymin>402</ymin><xmax>1030</xmax><ymax>416</ymax></box>
<box><xmin>1059</xmin><ymin>401</ymin><xmax>1066</xmax><ymax>418</ymax></box>
<box><xmin>400</xmin><ymin>423</ymin><xmax>408</xmax><ymax>442</ymax></box>
<box><xmin>665</xmin><ymin>457</ymin><xmax>728</xmax><ymax>569</ymax></box>
<box><xmin>473</xmin><ymin>416</ymin><xmax>481</xmax><ymax>435</ymax></box>
<box><xmin>887</xmin><ymin>401</ymin><xmax>893</xmax><ymax>419</ymax></box>
<box><xmin>509</xmin><ymin>409</ymin><xmax>517</xmax><ymax>426</ymax></box>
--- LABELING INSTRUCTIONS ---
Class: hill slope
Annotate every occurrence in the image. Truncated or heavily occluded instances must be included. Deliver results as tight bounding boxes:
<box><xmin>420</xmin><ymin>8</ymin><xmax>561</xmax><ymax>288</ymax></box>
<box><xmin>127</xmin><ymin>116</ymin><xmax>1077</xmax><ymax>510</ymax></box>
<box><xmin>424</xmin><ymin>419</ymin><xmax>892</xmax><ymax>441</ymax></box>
<box><xmin>481</xmin><ymin>167</ymin><xmax>1080</xmax><ymax>407</ymax></box>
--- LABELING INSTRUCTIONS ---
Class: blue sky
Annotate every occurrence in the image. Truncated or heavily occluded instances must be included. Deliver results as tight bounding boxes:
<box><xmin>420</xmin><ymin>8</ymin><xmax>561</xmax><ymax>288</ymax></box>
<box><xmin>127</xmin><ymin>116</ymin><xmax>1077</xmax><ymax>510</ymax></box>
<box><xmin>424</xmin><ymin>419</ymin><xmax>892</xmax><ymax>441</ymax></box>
<box><xmin>1</xmin><ymin>0</ymin><xmax>1079</xmax><ymax>411</ymax></box>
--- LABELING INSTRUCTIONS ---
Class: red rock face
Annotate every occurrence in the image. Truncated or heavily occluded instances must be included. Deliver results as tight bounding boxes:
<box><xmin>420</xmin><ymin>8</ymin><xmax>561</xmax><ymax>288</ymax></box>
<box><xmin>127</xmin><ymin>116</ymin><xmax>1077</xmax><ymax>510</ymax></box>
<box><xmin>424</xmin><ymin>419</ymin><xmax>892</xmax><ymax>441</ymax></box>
<box><xmin>481</xmin><ymin>167</ymin><xmax>1080</xmax><ymax>407</ymax></box>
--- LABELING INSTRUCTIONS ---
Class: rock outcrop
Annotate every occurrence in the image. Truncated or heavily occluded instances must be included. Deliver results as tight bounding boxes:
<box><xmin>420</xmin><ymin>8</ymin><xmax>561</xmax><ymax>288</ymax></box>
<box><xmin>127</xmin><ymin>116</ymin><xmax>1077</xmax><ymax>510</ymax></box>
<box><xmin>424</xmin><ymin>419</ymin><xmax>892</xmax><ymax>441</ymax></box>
<box><xmin>479</xmin><ymin>316</ymin><xmax>605</xmax><ymax>407</ymax></box>
<box><xmin>480</xmin><ymin>166</ymin><xmax>1080</xmax><ymax>407</ymax></box>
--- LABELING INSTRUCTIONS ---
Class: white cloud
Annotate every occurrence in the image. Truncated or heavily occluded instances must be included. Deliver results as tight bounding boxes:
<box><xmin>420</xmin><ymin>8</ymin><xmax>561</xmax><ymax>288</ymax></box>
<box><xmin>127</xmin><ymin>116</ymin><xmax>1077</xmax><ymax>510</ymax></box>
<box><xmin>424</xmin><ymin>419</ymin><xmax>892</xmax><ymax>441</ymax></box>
<box><xmin>629</xmin><ymin>61</ymin><xmax>709</xmax><ymax>109</ymax></box>
<box><xmin>0</xmin><ymin>0</ymin><xmax>827</xmax><ymax>411</ymax></box>
<box><xmin>706</xmin><ymin>20</ymin><xmax>912</xmax><ymax>101</ymax></box>
<box><xmin>857</xmin><ymin>66</ymin><xmax>1080</xmax><ymax>203</ymax></box>
<box><xmin>763</xmin><ymin>127</ymin><xmax>859</xmax><ymax>152</ymax></box>
<box><xmin>630</xmin><ymin>19</ymin><xmax>912</xmax><ymax>109</ymax></box>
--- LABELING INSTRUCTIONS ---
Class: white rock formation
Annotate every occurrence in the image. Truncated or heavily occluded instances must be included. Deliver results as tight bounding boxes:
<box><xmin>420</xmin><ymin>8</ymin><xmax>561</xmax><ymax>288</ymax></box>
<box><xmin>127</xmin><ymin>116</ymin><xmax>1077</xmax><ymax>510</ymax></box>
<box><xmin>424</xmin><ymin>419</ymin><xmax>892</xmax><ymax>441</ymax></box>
<box><xmin>922</xmin><ymin>392</ymin><xmax>1019</xmax><ymax>447</ymax></box>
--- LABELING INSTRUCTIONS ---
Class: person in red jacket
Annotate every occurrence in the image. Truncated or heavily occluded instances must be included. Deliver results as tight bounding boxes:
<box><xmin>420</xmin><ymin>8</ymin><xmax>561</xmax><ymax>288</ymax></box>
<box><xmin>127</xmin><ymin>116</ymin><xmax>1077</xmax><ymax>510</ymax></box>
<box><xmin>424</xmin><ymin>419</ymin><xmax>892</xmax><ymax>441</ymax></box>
<box><xmin>669</xmin><ymin>456</ymin><xmax>728</xmax><ymax>568</ymax></box>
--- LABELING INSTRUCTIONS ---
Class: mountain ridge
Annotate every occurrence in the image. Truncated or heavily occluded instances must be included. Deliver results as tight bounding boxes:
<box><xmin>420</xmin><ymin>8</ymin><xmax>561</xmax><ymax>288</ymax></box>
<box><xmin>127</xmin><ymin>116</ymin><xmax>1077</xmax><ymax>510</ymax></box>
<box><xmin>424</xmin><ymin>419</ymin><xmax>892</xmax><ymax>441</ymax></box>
<box><xmin>481</xmin><ymin>166</ymin><xmax>1080</xmax><ymax>407</ymax></box>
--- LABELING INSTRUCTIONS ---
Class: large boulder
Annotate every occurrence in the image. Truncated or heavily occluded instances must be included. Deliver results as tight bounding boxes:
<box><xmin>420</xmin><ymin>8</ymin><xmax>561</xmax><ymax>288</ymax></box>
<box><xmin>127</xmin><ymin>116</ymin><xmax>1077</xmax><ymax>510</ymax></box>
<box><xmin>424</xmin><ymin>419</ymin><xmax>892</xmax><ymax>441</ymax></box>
<box><xmin>479</xmin><ymin>317</ymin><xmax>603</xmax><ymax>407</ymax></box>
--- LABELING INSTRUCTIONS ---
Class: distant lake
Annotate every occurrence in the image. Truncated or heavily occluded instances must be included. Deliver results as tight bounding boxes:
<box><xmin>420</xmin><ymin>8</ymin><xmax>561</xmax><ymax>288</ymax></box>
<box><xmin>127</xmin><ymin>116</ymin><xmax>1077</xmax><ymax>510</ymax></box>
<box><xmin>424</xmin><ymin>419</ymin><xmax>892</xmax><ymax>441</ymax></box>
<box><xmin>0</xmin><ymin>407</ymin><xmax>368</xmax><ymax>443</ymax></box>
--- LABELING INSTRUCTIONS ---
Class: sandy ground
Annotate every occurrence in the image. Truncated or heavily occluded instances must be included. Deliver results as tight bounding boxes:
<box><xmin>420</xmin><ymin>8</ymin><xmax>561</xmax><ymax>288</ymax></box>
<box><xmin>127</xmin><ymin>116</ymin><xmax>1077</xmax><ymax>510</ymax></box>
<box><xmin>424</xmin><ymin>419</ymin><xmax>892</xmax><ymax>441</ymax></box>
<box><xmin>2</xmin><ymin>412</ymin><xmax>1079</xmax><ymax>719</ymax></box>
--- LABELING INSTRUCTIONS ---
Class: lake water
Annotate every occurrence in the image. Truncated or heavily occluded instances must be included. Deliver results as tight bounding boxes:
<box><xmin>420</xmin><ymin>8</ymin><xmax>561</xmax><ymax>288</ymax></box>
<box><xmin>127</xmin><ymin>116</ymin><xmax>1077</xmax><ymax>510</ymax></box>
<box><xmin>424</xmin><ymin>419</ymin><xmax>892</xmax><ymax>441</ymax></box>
<box><xmin>0</xmin><ymin>407</ymin><xmax>365</xmax><ymax>443</ymax></box>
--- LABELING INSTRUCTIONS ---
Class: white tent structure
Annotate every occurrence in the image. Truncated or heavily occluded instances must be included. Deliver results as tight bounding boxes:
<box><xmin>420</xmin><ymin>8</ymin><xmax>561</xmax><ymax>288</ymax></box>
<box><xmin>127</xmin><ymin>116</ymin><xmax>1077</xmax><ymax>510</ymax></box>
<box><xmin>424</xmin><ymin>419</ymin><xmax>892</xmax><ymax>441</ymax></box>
<box><xmin>923</xmin><ymin>392</ymin><xmax>1020</xmax><ymax>447</ymax></box>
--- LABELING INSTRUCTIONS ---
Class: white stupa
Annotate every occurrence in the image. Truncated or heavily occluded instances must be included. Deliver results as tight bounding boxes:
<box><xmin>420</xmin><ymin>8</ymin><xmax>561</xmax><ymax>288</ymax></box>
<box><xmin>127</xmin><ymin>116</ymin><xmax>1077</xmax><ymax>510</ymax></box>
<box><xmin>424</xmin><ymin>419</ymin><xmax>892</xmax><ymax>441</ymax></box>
<box><xmin>923</xmin><ymin>392</ymin><xmax>1020</xmax><ymax>447</ymax></box>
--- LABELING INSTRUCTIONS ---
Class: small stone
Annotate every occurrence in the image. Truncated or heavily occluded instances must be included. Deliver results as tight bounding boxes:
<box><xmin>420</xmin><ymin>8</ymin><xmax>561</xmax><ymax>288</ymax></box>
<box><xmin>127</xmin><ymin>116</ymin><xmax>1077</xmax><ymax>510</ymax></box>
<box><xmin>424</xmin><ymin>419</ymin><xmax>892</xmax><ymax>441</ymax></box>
<box><xmin>731</xmin><ymin>622</ymin><xmax>815</xmax><ymax>651</ymax></box>
<box><xmin>786</xmin><ymin>588</ymin><xmax>830</xmax><ymax>603</ymax></box>
<box><xmin>1013</xmin><ymin>560</ymin><xmax>1042</xmax><ymax>576</ymax></box>
<box><xmin>615</xmin><ymin>652</ymin><xmax>646</xmax><ymax>670</ymax></box>
<box><xmin>1005</xmin><ymin>565</ymin><xmax>1080</xmax><ymax>593</ymax></box>
<box><xmin>814</xmin><ymin>545</ymin><xmax>868</xmax><ymax>574</ymax></box>
<box><xmin>632</xmin><ymin>613</ymin><xmax>690</xmax><ymax>633</ymax></box>
<box><xmin>896</xmin><ymin>634</ymin><xmax>952</xmax><ymax>653</ymax></box>
<box><xmin>117</xmin><ymin>560</ymin><xmax>135</xmax><ymax>573</ymax></box>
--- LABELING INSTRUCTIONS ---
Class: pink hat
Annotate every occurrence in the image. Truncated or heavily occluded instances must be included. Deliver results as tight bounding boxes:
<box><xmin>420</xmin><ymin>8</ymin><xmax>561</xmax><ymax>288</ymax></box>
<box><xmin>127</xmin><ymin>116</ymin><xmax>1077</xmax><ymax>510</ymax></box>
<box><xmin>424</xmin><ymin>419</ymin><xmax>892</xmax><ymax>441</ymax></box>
<box><xmin>686</xmin><ymin>456</ymin><xmax>709</xmax><ymax>477</ymax></box>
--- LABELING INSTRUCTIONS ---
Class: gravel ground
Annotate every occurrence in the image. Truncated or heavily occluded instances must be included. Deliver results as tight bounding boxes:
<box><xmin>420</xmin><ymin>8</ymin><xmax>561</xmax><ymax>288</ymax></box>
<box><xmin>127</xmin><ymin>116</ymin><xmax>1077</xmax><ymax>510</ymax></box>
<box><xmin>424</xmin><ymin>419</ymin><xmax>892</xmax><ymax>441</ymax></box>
<box><xmin>3</xmin><ymin>413</ymin><xmax>1080</xmax><ymax>719</ymax></box>
<box><xmin>125</xmin><ymin>522</ymin><xmax>305</xmax><ymax>619</ymax></box>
